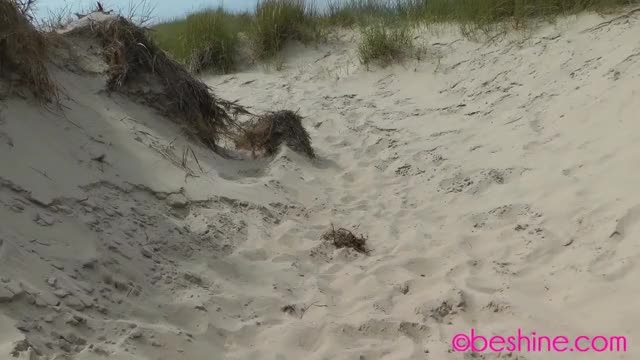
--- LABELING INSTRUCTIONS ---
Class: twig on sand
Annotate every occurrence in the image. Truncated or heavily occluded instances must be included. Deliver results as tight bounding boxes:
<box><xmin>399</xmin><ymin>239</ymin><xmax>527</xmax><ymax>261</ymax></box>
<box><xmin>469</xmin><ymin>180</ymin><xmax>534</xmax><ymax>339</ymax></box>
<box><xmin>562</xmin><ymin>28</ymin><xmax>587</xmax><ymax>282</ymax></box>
<box><xmin>29</xmin><ymin>166</ymin><xmax>53</xmax><ymax>181</ymax></box>
<box><xmin>188</xmin><ymin>145</ymin><xmax>204</xmax><ymax>173</ymax></box>
<box><xmin>314</xmin><ymin>52</ymin><xmax>331</xmax><ymax>63</ymax></box>
<box><xmin>48</xmin><ymin>105</ymin><xmax>82</xmax><ymax>129</ymax></box>
<box><xmin>299</xmin><ymin>302</ymin><xmax>328</xmax><ymax>319</ymax></box>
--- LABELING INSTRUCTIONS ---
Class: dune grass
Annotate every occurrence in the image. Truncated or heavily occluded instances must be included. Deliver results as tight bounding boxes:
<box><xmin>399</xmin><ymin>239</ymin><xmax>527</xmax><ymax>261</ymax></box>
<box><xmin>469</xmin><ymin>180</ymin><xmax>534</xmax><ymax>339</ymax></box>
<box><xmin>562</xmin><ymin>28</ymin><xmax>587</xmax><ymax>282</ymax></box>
<box><xmin>327</xmin><ymin>0</ymin><xmax>637</xmax><ymax>26</ymax></box>
<box><xmin>152</xmin><ymin>0</ymin><xmax>322</xmax><ymax>70</ymax></box>
<box><xmin>358</xmin><ymin>21</ymin><xmax>414</xmax><ymax>67</ymax></box>
<box><xmin>150</xmin><ymin>0</ymin><xmax>638</xmax><ymax>73</ymax></box>
<box><xmin>252</xmin><ymin>0</ymin><xmax>321</xmax><ymax>60</ymax></box>
<box><xmin>152</xmin><ymin>8</ymin><xmax>246</xmax><ymax>74</ymax></box>
<box><xmin>326</xmin><ymin>0</ymin><xmax>427</xmax><ymax>26</ymax></box>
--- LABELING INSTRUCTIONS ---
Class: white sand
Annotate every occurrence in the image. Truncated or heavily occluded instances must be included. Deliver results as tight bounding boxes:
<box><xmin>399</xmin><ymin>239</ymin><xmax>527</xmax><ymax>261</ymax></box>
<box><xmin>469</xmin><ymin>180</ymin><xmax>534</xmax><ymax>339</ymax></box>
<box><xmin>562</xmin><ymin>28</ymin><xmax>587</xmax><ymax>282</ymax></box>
<box><xmin>2</xmin><ymin>8</ymin><xmax>640</xmax><ymax>360</ymax></box>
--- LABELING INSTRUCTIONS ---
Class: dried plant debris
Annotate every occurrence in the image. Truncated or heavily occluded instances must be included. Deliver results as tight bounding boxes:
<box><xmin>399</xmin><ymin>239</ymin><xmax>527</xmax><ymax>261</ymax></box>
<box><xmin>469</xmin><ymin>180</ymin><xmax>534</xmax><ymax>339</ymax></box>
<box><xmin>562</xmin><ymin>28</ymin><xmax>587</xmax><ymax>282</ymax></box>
<box><xmin>234</xmin><ymin>110</ymin><xmax>315</xmax><ymax>158</ymax></box>
<box><xmin>281</xmin><ymin>304</ymin><xmax>298</xmax><ymax>316</ymax></box>
<box><xmin>321</xmin><ymin>224</ymin><xmax>370</xmax><ymax>255</ymax></box>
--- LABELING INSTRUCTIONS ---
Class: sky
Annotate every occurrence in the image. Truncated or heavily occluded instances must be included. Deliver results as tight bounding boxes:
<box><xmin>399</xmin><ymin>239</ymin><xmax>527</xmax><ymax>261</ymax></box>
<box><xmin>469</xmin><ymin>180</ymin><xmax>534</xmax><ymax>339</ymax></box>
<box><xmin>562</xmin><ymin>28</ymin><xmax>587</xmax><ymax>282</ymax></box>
<box><xmin>33</xmin><ymin>0</ymin><xmax>264</xmax><ymax>22</ymax></box>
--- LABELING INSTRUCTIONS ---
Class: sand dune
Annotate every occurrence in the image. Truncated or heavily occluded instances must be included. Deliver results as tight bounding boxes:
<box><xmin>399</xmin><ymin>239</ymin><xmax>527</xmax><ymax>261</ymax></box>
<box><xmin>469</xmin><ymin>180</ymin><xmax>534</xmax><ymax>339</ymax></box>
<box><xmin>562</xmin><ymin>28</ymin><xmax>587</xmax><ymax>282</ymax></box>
<box><xmin>2</xmin><ymin>7</ymin><xmax>640</xmax><ymax>360</ymax></box>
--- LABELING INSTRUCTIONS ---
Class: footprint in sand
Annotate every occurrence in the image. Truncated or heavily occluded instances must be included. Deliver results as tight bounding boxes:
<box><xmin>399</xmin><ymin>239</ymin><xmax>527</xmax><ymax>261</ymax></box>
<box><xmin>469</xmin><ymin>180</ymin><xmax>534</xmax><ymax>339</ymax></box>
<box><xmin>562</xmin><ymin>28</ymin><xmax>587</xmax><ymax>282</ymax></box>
<box><xmin>589</xmin><ymin>250</ymin><xmax>635</xmax><ymax>281</ymax></box>
<box><xmin>588</xmin><ymin>205</ymin><xmax>640</xmax><ymax>280</ymax></box>
<box><xmin>609</xmin><ymin>50</ymin><xmax>640</xmax><ymax>80</ymax></box>
<box><xmin>608</xmin><ymin>204</ymin><xmax>640</xmax><ymax>241</ymax></box>
<box><xmin>438</xmin><ymin>168</ymin><xmax>526</xmax><ymax>195</ymax></box>
<box><xmin>341</xmin><ymin>318</ymin><xmax>429</xmax><ymax>344</ymax></box>
<box><xmin>416</xmin><ymin>288</ymin><xmax>468</xmax><ymax>324</ymax></box>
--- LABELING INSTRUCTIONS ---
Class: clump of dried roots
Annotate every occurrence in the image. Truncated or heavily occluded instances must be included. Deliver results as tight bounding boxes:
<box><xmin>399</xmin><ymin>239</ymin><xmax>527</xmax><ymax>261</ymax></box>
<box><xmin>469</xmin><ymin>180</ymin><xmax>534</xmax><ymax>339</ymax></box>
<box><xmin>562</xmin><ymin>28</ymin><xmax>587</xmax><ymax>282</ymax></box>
<box><xmin>321</xmin><ymin>224</ymin><xmax>370</xmax><ymax>255</ymax></box>
<box><xmin>90</xmin><ymin>16</ymin><xmax>249</xmax><ymax>150</ymax></box>
<box><xmin>0</xmin><ymin>0</ymin><xmax>57</xmax><ymax>101</ymax></box>
<box><xmin>235</xmin><ymin>110</ymin><xmax>315</xmax><ymax>158</ymax></box>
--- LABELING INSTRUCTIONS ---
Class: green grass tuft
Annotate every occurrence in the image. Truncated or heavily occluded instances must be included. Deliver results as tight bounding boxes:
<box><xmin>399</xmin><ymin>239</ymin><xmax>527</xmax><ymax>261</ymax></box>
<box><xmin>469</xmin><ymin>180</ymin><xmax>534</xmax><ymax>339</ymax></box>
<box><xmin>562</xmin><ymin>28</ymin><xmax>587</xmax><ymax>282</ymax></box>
<box><xmin>358</xmin><ymin>20</ymin><xmax>414</xmax><ymax>67</ymax></box>
<box><xmin>252</xmin><ymin>0</ymin><xmax>319</xmax><ymax>60</ymax></box>
<box><xmin>153</xmin><ymin>8</ymin><xmax>243</xmax><ymax>74</ymax></box>
<box><xmin>183</xmin><ymin>9</ymin><xmax>240</xmax><ymax>73</ymax></box>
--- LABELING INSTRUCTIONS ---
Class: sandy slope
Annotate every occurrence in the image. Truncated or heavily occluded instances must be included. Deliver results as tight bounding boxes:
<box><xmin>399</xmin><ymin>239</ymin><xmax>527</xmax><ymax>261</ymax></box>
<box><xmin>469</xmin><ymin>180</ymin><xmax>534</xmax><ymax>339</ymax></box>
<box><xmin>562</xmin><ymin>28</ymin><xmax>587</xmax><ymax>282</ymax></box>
<box><xmin>2</xmin><ymin>7</ymin><xmax>640</xmax><ymax>360</ymax></box>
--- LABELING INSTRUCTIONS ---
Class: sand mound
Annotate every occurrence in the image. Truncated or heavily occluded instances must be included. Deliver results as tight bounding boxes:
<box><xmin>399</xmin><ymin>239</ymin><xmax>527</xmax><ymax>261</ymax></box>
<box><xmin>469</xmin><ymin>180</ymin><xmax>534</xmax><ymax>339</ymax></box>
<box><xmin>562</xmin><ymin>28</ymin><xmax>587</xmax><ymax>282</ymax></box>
<box><xmin>94</xmin><ymin>15</ymin><xmax>249</xmax><ymax>150</ymax></box>
<box><xmin>52</xmin><ymin>11</ymin><xmax>251</xmax><ymax>151</ymax></box>
<box><xmin>55</xmin><ymin>13</ymin><xmax>315</xmax><ymax>157</ymax></box>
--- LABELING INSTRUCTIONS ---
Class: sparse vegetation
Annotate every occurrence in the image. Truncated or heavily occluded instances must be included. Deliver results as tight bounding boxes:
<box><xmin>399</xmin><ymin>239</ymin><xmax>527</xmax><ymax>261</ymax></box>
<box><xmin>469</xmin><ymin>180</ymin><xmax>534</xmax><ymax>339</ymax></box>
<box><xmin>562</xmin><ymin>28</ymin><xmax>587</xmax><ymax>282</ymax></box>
<box><xmin>358</xmin><ymin>20</ymin><xmax>414</xmax><ymax>67</ymax></box>
<box><xmin>37</xmin><ymin>2</ymin><xmax>75</xmax><ymax>31</ymax></box>
<box><xmin>13</xmin><ymin>0</ymin><xmax>37</xmax><ymax>20</ymax></box>
<box><xmin>8</xmin><ymin>0</ymin><xmax>640</xmax><ymax>76</ymax></box>
<box><xmin>149</xmin><ymin>0</ymin><xmax>638</xmax><ymax>73</ymax></box>
<box><xmin>38</xmin><ymin>0</ymin><xmax>156</xmax><ymax>31</ymax></box>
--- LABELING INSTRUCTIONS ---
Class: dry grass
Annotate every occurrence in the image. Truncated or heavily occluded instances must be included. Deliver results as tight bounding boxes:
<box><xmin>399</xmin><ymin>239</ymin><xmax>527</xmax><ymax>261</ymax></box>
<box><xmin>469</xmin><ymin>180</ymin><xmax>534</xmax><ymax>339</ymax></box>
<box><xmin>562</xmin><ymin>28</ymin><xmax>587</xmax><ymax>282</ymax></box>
<box><xmin>234</xmin><ymin>110</ymin><xmax>315</xmax><ymax>158</ymax></box>
<box><xmin>0</xmin><ymin>0</ymin><xmax>57</xmax><ymax>102</ymax></box>
<box><xmin>321</xmin><ymin>224</ymin><xmax>370</xmax><ymax>254</ymax></box>
<box><xmin>89</xmin><ymin>16</ymin><xmax>249</xmax><ymax>150</ymax></box>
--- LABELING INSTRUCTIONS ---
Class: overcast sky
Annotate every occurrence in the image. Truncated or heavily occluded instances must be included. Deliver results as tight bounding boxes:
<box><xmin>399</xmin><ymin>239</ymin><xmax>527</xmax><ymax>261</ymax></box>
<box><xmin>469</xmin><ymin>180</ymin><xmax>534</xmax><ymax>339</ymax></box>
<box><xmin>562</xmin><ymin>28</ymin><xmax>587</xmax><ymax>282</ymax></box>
<box><xmin>33</xmin><ymin>0</ymin><xmax>265</xmax><ymax>21</ymax></box>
